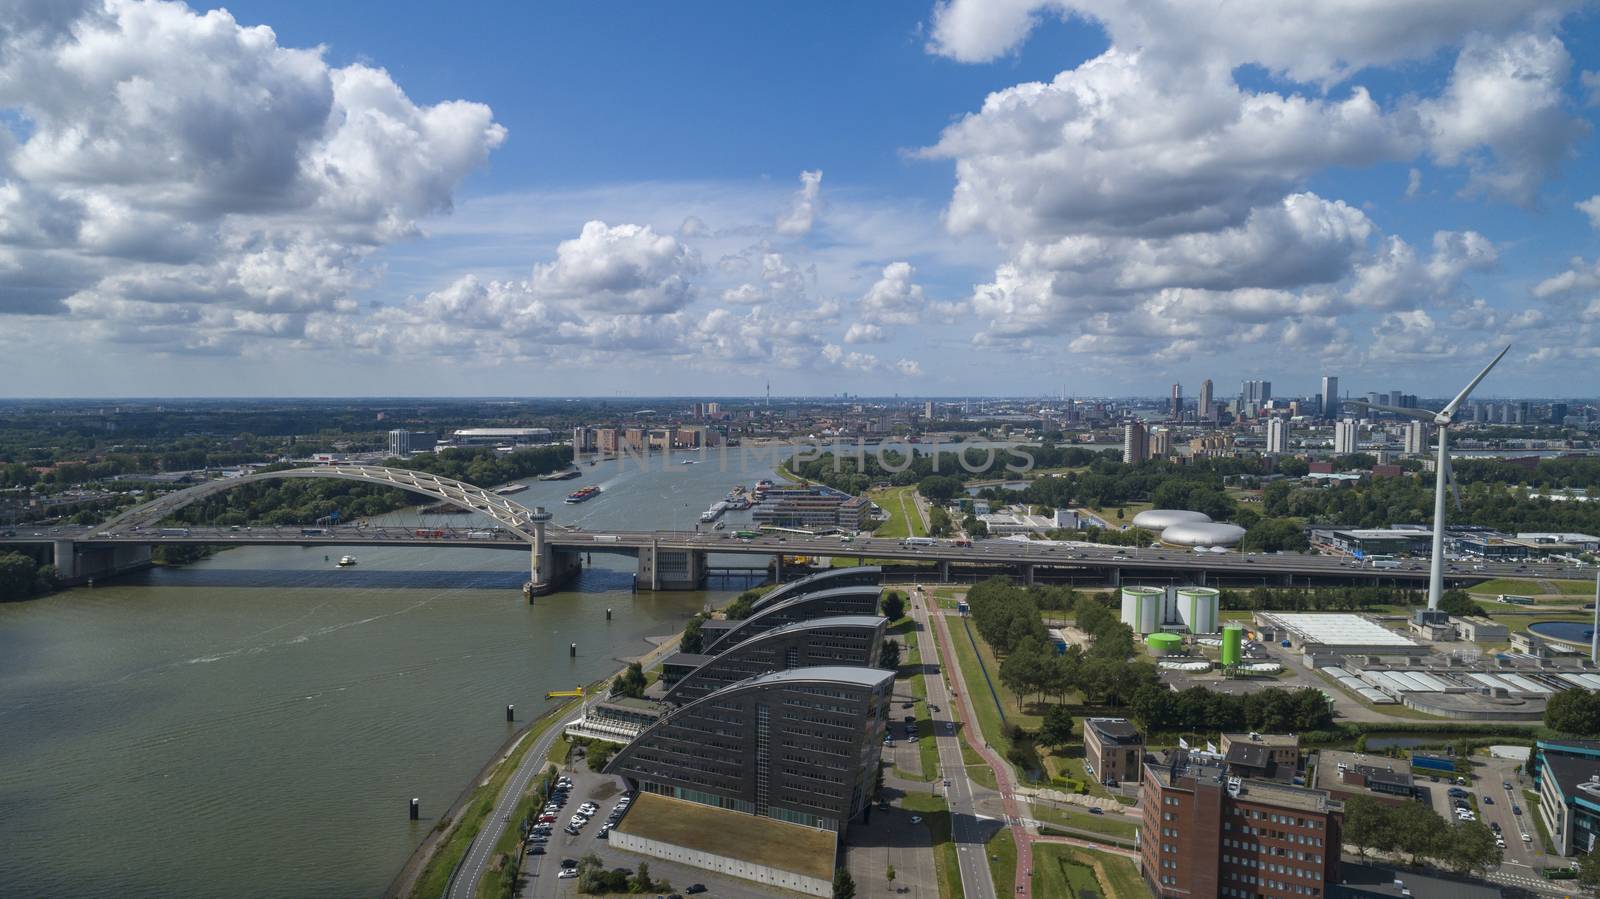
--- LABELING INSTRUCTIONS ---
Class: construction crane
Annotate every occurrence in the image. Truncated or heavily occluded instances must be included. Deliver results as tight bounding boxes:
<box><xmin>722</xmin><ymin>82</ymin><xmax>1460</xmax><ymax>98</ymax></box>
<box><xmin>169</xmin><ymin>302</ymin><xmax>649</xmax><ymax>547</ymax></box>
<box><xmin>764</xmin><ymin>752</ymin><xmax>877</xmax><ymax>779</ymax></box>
<box><xmin>545</xmin><ymin>687</ymin><xmax>586</xmax><ymax>701</ymax></box>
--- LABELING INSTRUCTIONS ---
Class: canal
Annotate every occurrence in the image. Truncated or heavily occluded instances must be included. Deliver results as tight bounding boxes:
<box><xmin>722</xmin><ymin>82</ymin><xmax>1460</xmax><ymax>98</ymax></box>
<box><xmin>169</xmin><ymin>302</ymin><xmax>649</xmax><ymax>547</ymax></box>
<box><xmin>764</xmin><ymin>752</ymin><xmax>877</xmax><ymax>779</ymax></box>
<box><xmin>0</xmin><ymin>450</ymin><xmax>786</xmax><ymax>898</ymax></box>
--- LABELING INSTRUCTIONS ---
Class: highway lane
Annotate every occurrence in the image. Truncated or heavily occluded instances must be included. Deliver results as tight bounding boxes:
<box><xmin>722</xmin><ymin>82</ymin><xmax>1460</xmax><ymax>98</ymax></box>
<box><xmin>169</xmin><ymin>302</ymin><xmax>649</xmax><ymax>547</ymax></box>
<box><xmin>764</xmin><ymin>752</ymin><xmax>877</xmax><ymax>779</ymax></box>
<box><xmin>910</xmin><ymin>589</ymin><xmax>997</xmax><ymax>899</ymax></box>
<box><xmin>11</xmin><ymin>523</ymin><xmax>1594</xmax><ymax>584</ymax></box>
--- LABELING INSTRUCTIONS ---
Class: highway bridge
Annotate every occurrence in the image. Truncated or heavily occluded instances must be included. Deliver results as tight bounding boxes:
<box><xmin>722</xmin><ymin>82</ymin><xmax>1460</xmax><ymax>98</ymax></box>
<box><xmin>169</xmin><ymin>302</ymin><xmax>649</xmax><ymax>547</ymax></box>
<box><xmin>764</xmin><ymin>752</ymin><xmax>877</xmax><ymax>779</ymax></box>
<box><xmin>3</xmin><ymin>464</ymin><xmax>1591</xmax><ymax>593</ymax></box>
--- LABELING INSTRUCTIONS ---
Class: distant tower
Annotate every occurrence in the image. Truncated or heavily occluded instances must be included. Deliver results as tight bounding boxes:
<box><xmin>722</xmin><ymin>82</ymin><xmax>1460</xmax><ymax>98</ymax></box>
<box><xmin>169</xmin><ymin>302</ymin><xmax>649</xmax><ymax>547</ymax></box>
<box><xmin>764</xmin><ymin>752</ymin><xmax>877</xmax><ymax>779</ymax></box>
<box><xmin>1170</xmin><ymin>383</ymin><xmax>1183</xmax><ymax>419</ymax></box>
<box><xmin>1199</xmin><ymin>379</ymin><xmax>1213</xmax><ymax>421</ymax></box>
<box><xmin>766</xmin><ymin>381</ymin><xmax>771</xmax><ymax>407</ymax></box>
<box><xmin>1320</xmin><ymin>375</ymin><xmax>1339</xmax><ymax>420</ymax></box>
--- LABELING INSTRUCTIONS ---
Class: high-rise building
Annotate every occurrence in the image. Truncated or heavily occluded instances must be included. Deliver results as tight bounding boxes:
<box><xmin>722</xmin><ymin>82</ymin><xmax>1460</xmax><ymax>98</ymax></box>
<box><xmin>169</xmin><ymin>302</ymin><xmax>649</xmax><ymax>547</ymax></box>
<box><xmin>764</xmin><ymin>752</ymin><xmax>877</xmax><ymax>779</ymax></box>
<box><xmin>1239</xmin><ymin>380</ymin><xmax>1271</xmax><ymax>415</ymax></box>
<box><xmin>1319</xmin><ymin>376</ymin><xmax>1338</xmax><ymax>420</ymax></box>
<box><xmin>1403</xmin><ymin>420</ymin><xmax>1428</xmax><ymax>455</ymax></box>
<box><xmin>387</xmin><ymin>428</ymin><xmax>411</xmax><ymax>457</ymax></box>
<box><xmin>661</xmin><ymin>615</ymin><xmax>887</xmax><ymax>704</ymax></box>
<box><xmin>1551</xmin><ymin>402</ymin><xmax>1569</xmax><ymax>424</ymax></box>
<box><xmin>1199</xmin><ymin>379</ymin><xmax>1214</xmax><ymax>421</ymax></box>
<box><xmin>1170</xmin><ymin>384</ymin><xmax>1183</xmax><ymax>419</ymax></box>
<box><xmin>604</xmin><ymin>667</ymin><xmax>894</xmax><ymax>833</ymax></box>
<box><xmin>1333</xmin><ymin>420</ymin><xmax>1358</xmax><ymax>455</ymax></box>
<box><xmin>1139</xmin><ymin>750</ymin><xmax>1343</xmax><ymax>898</ymax></box>
<box><xmin>1516</xmin><ymin>401</ymin><xmax>1531</xmax><ymax>425</ymax></box>
<box><xmin>1150</xmin><ymin>428</ymin><xmax>1172</xmax><ymax>459</ymax></box>
<box><xmin>1472</xmin><ymin>402</ymin><xmax>1487</xmax><ymax>423</ymax></box>
<box><xmin>705</xmin><ymin>402</ymin><xmax>722</xmax><ymax>416</ymax></box>
<box><xmin>1124</xmin><ymin>421</ymin><xmax>1149</xmax><ymax>464</ymax></box>
<box><xmin>1266</xmin><ymin>418</ymin><xmax>1290</xmax><ymax>454</ymax></box>
<box><xmin>923</xmin><ymin>400</ymin><xmax>934</xmax><ymax>419</ymax></box>
<box><xmin>572</xmin><ymin>426</ymin><xmax>596</xmax><ymax>453</ymax></box>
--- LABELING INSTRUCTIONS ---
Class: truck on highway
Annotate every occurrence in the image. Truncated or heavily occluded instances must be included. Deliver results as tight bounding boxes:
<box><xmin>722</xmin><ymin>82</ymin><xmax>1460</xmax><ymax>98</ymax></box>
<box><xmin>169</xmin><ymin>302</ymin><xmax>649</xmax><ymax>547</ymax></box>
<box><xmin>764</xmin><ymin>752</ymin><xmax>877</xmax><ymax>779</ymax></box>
<box><xmin>301</xmin><ymin>528</ymin><xmax>328</xmax><ymax>536</ymax></box>
<box><xmin>1497</xmin><ymin>594</ymin><xmax>1536</xmax><ymax>605</ymax></box>
<box><xmin>902</xmin><ymin>537</ymin><xmax>936</xmax><ymax>547</ymax></box>
<box><xmin>466</xmin><ymin>530</ymin><xmax>497</xmax><ymax>539</ymax></box>
<box><xmin>592</xmin><ymin>535</ymin><xmax>620</xmax><ymax>543</ymax></box>
<box><xmin>1369</xmin><ymin>559</ymin><xmax>1402</xmax><ymax>570</ymax></box>
<box><xmin>159</xmin><ymin>527</ymin><xmax>192</xmax><ymax>537</ymax></box>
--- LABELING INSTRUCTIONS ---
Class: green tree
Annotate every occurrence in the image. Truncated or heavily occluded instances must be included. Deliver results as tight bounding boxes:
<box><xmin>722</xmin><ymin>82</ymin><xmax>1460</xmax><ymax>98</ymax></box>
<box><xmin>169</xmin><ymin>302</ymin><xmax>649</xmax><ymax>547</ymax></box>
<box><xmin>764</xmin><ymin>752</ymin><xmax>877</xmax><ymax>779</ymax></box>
<box><xmin>832</xmin><ymin>868</ymin><xmax>857</xmax><ymax>899</ymax></box>
<box><xmin>1038</xmin><ymin>705</ymin><xmax>1076</xmax><ymax>750</ymax></box>
<box><xmin>613</xmin><ymin>662</ymin><xmax>647</xmax><ymax>699</ymax></box>
<box><xmin>1546</xmin><ymin>689</ymin><xmax>1600</xmax><ymax>735</ymax></box>
<box><xmin>880</xmin><ymin>591</ymin><xmax>906</xmax><ymax>622</ymax></box>
<box><xmin>1578</xmin><ymin>850</ymin><xmax>1600</xmax><ymax>887</ymax></box>
<box><xmin>917</xmin><ymin>475</ymin><xmax>963</xmax><ymax>504</ymax></box>
<box><xmin>880</xmin><ymin>639</ymin><xmax>902</xmax><ymax>670</ymax></box>
<box><xmin>1341</xmin><ymin>797</ymin><xmax>1388</xmax><ymax>860</ymax></box>
<box><xmin>724</xmin><ymin>590</ymin><xmax>761</xmax><ymax>620</ymax></box>
<box><xmin>1443</xmin><ymin>821</ymin><xmax>1503</xmax><ymax>875</ymax></box>
<box><xmin>1437</xmin><ymin>588</ymin><xmax>1486</xmax><ymax>618</ymax></box>
<box><xmin>680</xmin><ymin>614</ymin><xmax>705</xmax><ymax>654</ymax></box>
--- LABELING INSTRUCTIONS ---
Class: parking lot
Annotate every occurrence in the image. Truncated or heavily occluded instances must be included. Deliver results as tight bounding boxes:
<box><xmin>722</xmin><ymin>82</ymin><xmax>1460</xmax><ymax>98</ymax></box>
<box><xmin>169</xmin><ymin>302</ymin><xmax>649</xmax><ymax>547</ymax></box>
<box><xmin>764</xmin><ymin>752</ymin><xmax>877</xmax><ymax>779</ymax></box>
<box><xmin>516</xmin><ymin>758</ymin><xmax>812</xmax><ymax>899</ymax></box>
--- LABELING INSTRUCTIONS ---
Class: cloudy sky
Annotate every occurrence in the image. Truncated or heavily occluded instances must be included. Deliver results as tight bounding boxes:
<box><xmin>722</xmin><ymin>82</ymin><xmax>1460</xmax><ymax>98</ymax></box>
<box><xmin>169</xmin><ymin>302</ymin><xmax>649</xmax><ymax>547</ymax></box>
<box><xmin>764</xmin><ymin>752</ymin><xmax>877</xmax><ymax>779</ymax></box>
<box><xmin>2</xmin><ymin>1</ymin><xmax>1599</xmax><ymax>398</ymax></box>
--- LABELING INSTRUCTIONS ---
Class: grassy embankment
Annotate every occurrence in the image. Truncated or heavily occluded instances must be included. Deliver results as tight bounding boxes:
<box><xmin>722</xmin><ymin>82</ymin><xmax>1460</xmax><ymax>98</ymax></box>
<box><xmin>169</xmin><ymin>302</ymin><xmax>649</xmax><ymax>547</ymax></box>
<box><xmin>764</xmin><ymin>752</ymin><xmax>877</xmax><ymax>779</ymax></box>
<box><xmin>1034</xmin><ymin>844</ymin><xmax>1152</xmax><ymax>898</ymax></box>
<box><xmin>410</xmin><ymin>701</ymin><xmax>577</xmax><ymax>899</ymax></box>
<box><xmin>1468</xmin><ymin>577</ymin><xmax>1595</xmax><ymax>598</ymax></box>
<box><xmin>988</xmin><ymin>826</ymin><xmax>1017</xmax><ymax>897</ymax></box>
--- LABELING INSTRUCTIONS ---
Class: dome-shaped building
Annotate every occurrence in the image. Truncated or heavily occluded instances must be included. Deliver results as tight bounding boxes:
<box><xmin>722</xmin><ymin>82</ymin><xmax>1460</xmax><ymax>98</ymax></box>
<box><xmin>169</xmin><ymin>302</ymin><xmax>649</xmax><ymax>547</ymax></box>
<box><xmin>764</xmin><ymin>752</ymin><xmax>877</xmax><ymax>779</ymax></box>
<box><xmin>1131</xmin><ymin>509</ymin><xmax>1212</xmax><ymax>530</ymax></box>
<box><xmin>1159</xmin><ymin>521</ymin><xmax>1247</xmax><ymax>548</ymax></box>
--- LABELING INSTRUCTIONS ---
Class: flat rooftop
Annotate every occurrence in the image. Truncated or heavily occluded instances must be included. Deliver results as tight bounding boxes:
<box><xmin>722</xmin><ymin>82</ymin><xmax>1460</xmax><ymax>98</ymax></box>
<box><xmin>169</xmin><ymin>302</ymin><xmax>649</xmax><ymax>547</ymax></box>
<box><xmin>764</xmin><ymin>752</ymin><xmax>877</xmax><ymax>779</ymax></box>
<box><xmin>615</xmin><ymin>792</ymin><xmax>836</xmax><ymax>881</ymax></box>
<box><xmin>1258</xmin><ymin>613</ymin><xmax>1419</xmax><ymax>648</ymax></box>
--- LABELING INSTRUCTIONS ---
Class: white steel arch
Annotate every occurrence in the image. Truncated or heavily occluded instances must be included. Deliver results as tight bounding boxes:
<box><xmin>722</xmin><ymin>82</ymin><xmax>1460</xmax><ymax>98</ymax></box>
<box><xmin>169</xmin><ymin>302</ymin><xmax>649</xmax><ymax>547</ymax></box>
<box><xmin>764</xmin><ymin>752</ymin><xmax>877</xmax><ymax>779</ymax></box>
<box><xmin>98</xmin><ymin>465</ymin><xmax>546</xmax><ymax>542</ymax></box>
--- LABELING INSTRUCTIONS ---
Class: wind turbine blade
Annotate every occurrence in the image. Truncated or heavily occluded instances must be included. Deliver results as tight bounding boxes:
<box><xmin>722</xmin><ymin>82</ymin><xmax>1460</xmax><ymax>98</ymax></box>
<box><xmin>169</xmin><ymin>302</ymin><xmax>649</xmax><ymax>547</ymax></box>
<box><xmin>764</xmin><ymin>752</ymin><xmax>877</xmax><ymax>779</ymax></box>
<box><xmin>1440</xmin><ymin>344</ymin><xmax>1511</xmax><ymax>420</ymax></box>
<box><xmin>1343</xmin><ymin>400</ymin><xmax>1434</xmax><ymax>421</ymax></box>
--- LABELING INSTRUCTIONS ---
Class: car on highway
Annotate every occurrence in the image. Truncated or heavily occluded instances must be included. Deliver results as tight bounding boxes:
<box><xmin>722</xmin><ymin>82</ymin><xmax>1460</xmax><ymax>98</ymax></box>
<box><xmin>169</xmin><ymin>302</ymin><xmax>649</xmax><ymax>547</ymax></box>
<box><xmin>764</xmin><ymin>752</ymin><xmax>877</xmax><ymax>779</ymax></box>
<box><xmin>558</xmin><ymin>868</ymin><xmax>578</xmax><ymax>879</ymax></box>
<box><xmin>685</xmin><ymin>886</ymin><xmax>707</xmax><ymax>895</ymax></box>
<box><xmin>1484</xmin><ymin>795</ymin><xmax>1493</xmax><ymax>805</ymax></box>
<box><xmin>1513</xmin><ymin>805</ymin><xmax>1522</xmax><ymax>815</ymax></box>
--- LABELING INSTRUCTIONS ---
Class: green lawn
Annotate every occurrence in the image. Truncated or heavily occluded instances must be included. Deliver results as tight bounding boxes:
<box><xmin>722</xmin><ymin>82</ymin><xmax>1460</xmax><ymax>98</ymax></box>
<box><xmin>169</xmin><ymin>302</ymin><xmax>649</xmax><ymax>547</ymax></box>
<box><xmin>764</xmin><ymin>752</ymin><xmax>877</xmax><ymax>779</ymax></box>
<box><xmin>1469</xmin><ymin>577</ymin><xmax>1596</xmax><ymax>597</ymax></box>
<box><xmin>945</xmin><ymin>615</ymin><xmax>1016</xmax><ymax>755</ymax></box>
<box><xmin>1030</xmin><ymin>803</ymin><xmax>1138</xmax><ymax>841</ymax></box>
<box><xmin>619</xmin><ymin>793</ymin><xmax>836</xmax><ymax>880</ymax></box>
<box><xmin>987</xmin><ymin>825</ymin><xmax>1017</xmax><ymax>898</ymax></box>
<box><xmin>872</xmin><ymin>485</ymin><xmax>928</xmax><ymax>539</ymax></box>
<box><xmin>1035</xmin><ymin>844</ymin><xmax>1104</xmax><ymax>898</ymax></box>
<box><xmin>902</xmin><ymin>793</ymin><xmax>964</xmax><ymax>899</ymax></box>
<box><xmin>1033</xmin><ymin>845</ymin><xmax>1152</xmax><ymax>899</ymax></box>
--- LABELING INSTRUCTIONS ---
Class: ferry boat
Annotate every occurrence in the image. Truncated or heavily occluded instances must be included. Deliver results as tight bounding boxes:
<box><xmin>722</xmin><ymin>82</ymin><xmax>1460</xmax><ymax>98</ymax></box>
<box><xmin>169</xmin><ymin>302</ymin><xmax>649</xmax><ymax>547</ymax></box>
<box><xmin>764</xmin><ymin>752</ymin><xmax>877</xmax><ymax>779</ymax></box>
<box><xmin>493</xmin><ymin>483</ymin><xmax>529</xmax><ymax>495</ymax></box>
<box><xmin>564</xmin><ymin>485</ymin><xmax>602</xmax><ymax>504</ymax></box>
<box><xmin>699</xmin><ymin>502</ymin><xmax>728</xmax><ymax>523</ymax></box>
<box><xmin>337</xmin><ymin>555</ymin><xmax>357</xmax><ymax>567</ymax></box>
<box><xmin>538</xmin><ymin>468</ymin><xmax>582</xmax><ymax>481</ymax></box>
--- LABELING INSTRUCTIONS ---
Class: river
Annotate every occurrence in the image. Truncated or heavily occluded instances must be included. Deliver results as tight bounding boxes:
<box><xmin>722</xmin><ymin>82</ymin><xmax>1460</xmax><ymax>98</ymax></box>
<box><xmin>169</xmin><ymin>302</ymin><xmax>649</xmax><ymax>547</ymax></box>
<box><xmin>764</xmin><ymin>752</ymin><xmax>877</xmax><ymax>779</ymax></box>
<box><xmin>0</xmin><ymin>449</ymin><xmax>785</xmax><ymax>898</ymax></box>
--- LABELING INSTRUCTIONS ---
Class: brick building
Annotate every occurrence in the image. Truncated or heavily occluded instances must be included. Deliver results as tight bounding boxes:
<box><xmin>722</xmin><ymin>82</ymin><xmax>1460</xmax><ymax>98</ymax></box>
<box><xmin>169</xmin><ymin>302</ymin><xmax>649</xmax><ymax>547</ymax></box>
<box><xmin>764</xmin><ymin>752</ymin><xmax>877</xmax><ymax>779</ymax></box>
<box><xmin>1141</xmin><ymin>750</ymin><xmax>1343</xmax><ymax>898</ymax></box>
<box><xmin>1084</xmin><ymin>718</ymin><xmax>1145</xmax><ymax>785</ymax></box>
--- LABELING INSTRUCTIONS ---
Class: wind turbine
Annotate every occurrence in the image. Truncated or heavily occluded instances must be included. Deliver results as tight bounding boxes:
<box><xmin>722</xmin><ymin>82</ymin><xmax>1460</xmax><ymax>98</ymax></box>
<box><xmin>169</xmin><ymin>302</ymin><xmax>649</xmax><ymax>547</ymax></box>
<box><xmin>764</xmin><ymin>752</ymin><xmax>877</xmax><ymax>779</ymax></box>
<box><xmin>1346</xmin><ymin>345</ymin><xmax>1511</xmax><ymax>610</ymax></box>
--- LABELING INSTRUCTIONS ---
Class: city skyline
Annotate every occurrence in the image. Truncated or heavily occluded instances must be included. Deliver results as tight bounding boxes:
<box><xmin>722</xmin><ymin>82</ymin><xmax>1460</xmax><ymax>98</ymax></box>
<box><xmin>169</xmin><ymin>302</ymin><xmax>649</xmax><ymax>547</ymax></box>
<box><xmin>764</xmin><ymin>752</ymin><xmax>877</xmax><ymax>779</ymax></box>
<box><xmin>3</xmin><ymin>2</ymin><xmax>1600</xmax><ymax>399</ymax></box>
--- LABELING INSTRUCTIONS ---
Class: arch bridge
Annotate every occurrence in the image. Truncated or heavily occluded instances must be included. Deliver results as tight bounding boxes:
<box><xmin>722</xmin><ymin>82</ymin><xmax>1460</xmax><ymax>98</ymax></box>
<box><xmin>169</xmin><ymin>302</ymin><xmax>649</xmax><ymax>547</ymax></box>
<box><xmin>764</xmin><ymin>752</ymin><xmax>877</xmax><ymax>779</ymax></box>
<box><xmin>81</xmin><ymin>465</ymin><xmax>572</xmax><ymax>592</ymax></box>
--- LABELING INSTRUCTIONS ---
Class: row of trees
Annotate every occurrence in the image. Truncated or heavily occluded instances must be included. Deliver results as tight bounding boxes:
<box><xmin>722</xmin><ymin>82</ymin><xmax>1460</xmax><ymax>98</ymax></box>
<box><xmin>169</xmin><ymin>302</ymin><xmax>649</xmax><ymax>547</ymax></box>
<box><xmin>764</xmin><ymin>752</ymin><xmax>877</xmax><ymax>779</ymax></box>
<box><xmin>1344</xmin><ymin>796</ymin><xmax>1502</xmax><ymax>875</ymax></box>
<box><xmin>1263</xmin><ymin>469</ymin><xmax>1600</xmax><ymax>534</ymax></box>
<box><xmin>1216</xmin><ymin>585</ymin><xmax>1429</xmax><ymax>613</ymax></box>
<box><xmin>1128</xmin><ymin>684</ymin><xmax>1333</xmax><ymax>735</ymax></box>
<box><xmin>574</xmin><ymin>854</ymin><xmax>669</xmax><ymax>894</ymax></box>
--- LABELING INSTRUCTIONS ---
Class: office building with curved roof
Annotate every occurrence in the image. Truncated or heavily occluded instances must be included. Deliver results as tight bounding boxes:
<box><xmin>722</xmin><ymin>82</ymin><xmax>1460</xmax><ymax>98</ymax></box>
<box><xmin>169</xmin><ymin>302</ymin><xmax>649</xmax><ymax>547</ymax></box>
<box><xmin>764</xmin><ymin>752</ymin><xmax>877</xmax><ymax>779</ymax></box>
<box><xmin>662</xmin><ymin>615</ymin><xmax>887</xmax><ymax>704</ymax></box>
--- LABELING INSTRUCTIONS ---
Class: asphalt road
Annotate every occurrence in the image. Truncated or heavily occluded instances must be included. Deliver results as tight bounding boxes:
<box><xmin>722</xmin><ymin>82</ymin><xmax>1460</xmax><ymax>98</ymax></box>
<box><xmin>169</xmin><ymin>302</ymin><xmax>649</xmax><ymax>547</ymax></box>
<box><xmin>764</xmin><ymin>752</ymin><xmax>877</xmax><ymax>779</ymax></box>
<box><xmin>448</xmin><ymin>699</ymin><xmax>590</xmax><ymax>899</ymax></box>
<box><xmin>910</xmin><ymin>591</ymin><xmax>998</xmax><ymax>899</ymax></box>
<box><xmin>26</xmin><ymin>521</ymin><xmax>1594</xmax><ymax>585</ymax></box>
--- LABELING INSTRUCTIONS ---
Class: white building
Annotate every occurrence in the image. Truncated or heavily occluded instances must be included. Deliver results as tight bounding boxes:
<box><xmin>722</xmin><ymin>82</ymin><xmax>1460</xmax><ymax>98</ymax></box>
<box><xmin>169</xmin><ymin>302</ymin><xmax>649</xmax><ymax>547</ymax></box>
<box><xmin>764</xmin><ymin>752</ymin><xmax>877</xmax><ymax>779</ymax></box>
<box><xmin>1266</xmin><ymin>418</ymin><xmax>1290</xmax><ymax>454</ymax></box>
<box><xmin>1403</xmin><ymin>420</ymin><xmax>1428</xmax><ymax>456</ymax></box>
<box><xmin>1333</xmin><ymin>419</ymin><xmax>1359</xmax><ymax>455</ymax></box>
<box><xmin>387</xmin><ymin>428</ymin><xmax>411</xmax><ymax>457</ymax></box>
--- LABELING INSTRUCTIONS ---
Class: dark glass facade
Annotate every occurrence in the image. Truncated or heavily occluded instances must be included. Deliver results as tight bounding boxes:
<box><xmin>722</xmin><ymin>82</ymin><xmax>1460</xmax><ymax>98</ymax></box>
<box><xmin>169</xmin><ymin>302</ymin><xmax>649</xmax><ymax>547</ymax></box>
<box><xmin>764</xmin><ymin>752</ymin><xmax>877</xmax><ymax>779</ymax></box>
<box><xmin>662</xmin><ymin>615</ymin><xmax>887</xmax><ymax>704</ymax></box>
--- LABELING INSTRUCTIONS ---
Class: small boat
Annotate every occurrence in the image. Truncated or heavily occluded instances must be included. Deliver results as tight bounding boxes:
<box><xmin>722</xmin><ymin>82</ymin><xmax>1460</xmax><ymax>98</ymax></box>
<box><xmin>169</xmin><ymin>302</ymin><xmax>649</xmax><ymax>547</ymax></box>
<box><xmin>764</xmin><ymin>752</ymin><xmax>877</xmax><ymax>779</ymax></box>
<box><xmin>713</xmin><ymin>520</ymin><xmax>726</xmax><ymax>530</ymax></box>
<box><xmin>337</xmin><ymin>555</ymin><xmax>357</xmax><ymax>567</ymax></box>
<box><xmin>493</xmin><ymin>483</ymin><xmax>529</xmax><ymax>495</ymax></box>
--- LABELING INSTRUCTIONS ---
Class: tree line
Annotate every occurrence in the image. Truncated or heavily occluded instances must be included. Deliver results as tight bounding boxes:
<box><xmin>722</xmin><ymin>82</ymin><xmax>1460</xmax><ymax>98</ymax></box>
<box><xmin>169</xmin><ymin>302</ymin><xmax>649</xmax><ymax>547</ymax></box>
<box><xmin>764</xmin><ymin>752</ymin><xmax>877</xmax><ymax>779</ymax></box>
<box><xmin>1343</xmin><ymin>795</ymin><xmax>1501</xmax><ymax>875</ymax></box>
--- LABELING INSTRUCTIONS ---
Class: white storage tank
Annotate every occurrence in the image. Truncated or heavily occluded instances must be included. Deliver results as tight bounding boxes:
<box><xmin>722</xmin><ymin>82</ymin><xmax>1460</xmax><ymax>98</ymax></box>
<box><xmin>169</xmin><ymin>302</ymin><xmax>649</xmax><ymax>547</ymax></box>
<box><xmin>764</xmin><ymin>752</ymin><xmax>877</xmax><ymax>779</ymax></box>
<box><xmin>1176</xmin><ymin>586</ymin><xmax>1220</xmax><ymax>635</ymax></box>
<box><xmin>1120</xmin><ymin>587</ymin><xmax>1164</xmax><ymax>635</ymax></box>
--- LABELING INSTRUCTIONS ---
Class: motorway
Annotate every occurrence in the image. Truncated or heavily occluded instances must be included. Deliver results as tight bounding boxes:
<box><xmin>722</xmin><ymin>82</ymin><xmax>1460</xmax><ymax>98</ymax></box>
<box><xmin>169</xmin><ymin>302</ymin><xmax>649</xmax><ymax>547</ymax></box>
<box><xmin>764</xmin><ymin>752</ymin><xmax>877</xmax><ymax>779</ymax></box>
<box><xmin>14</xmin><ymin>522</ymin><xmax>1595</xmax><ymax>586</ymax></box>
<box><xmin>909</xmin><ymin>590</ymin><xmax>997</xmax><ymax>899</ymax></box>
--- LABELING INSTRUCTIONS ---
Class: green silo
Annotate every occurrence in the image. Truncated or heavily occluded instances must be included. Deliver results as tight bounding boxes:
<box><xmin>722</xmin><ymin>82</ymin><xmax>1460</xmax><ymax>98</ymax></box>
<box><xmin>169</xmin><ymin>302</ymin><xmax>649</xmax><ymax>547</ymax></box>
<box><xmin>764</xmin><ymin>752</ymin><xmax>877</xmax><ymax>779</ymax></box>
<box><xmin>1221</xmin><ymin>624</ymin><xmax>1244</xmax><ymax>666</ymax></box>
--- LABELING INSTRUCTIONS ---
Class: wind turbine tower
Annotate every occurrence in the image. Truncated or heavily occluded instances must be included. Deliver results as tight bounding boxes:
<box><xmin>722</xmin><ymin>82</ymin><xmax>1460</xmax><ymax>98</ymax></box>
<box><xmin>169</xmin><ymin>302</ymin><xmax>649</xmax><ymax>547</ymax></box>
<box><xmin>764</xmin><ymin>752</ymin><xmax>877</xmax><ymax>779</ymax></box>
<box><xmin>1348</xmin><ymin>346</ymin><xmax>1510</xmax><ymax>610</ymax></box>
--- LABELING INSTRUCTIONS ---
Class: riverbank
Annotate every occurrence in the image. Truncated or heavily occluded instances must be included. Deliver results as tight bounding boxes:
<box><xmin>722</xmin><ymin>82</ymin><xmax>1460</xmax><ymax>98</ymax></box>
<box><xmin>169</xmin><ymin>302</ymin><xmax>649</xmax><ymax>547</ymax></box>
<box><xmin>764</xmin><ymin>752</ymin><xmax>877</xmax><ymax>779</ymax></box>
<box><xmin>389</xmin><ymin>621</ymin><xmax>693</xmax><ymax>899</ymax></box>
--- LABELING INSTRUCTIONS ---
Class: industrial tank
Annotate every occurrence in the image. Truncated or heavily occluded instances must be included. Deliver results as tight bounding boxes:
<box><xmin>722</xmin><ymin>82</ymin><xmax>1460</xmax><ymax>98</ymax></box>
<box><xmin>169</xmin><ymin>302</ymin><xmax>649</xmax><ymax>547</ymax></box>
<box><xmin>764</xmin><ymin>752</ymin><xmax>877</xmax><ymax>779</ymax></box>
<box><xmin>1146</xmin><ymin>632</ymin><xmax>1183</xmax><ymax>656</ymax></box>
<box><xmin>1120</xmin><ymin>587</ymin><xmax>1164</xmax><ymax>634</ymax></box>
<box><xmin>1221</xmin><ymin>624</ymin><xmax>1244</xmax><ymax>666</ymax></box>
<box><xmin>1176</xmin><ymin>587</ymin><xmax>1220</xmax><ymax>635</ymax></box>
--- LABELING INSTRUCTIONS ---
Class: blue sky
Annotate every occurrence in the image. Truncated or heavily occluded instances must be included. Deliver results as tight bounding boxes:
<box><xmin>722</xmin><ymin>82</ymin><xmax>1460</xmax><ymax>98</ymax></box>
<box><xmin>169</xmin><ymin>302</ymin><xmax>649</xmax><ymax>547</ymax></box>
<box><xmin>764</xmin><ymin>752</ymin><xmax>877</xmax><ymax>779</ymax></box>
<box><xmin>3</xmin><ymin>1</ymin><xmax>1600</xmax><ymax>398</ymax></box>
